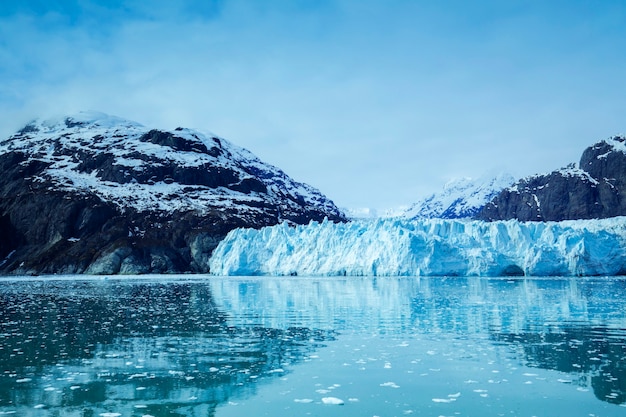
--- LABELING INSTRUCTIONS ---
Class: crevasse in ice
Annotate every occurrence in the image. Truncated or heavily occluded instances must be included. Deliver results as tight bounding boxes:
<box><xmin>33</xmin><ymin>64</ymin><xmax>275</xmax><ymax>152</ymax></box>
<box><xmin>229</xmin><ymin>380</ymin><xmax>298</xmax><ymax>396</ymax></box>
<box><xmin>208</xmin><ymin>217</ymin><xmax>626</xmax><ymax>276</ymax></box>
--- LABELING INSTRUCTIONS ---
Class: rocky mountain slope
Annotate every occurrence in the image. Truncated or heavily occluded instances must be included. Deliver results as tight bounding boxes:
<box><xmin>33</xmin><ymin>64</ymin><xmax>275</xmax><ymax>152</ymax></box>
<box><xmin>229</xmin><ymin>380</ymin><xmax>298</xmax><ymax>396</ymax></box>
<box><xmin>403</xmin><ymin>173</ymin><xmax>515</xmax><ymax>219</ymax></box>
<box><xmin>477</xmin><ymin>136</ymin><xmax>626</xmax><ymax>221</ymax></box>
<box><xmin>0</xmin><ymin>111</ymin><xmax>345</xmax><ymax>275</ymax></box>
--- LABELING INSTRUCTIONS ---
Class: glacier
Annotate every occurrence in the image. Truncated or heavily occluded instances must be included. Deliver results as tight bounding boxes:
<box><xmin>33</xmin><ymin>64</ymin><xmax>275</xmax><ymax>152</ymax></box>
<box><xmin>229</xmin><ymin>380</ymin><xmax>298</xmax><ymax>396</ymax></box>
<box><xmin>209</xmin><ymin>217</ymin><xmax>626</xmax><ymax>277</ymax></box>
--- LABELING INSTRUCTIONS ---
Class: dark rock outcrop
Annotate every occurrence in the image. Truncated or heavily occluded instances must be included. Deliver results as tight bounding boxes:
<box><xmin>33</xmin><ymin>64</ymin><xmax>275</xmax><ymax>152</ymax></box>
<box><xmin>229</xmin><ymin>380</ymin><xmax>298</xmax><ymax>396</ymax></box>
<box><xmin>0</xmin><ymin>111</ymin><xmax>346</xmax><ymax>275</ymax></box>
<box><xmin>477</xmin><ymin>136</ymin><xmax>626</xmax><ymax>221</ymax></box>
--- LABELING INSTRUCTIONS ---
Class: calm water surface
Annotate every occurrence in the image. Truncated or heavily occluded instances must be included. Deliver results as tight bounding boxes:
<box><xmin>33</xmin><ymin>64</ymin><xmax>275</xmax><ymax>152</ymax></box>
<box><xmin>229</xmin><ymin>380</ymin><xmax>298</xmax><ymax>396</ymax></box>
<box><xmin>0</xmin><ymin>276</ymin><xmax>625</xmax><ymax>417</ymax></box>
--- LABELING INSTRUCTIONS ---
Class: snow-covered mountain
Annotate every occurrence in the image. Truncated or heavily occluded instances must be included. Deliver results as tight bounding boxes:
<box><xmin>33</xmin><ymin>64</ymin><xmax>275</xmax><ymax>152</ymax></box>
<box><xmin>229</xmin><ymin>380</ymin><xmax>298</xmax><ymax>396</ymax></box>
<box><xmin>0</xmin><ymin>111</ymin><xmax>345</xmax><ymax>274</ymax></box>
<box><xmin>209</xmin><ymin>217</ymin><xmax>626</xmax><ymax>277</ymax></box>
<box><xmin>403</xmin><ymin>173</ymin><xmax>515</xmax><ymax>219</ymax></box>
<box><xmin>2</xmin><ymin>111</ymin><xmax>342</xmax><ymax>219</ymax></box>
<box><xmin>478</xmin><ymin>136</ymin><xmax>626</xmax><ymax>221</ymax></box>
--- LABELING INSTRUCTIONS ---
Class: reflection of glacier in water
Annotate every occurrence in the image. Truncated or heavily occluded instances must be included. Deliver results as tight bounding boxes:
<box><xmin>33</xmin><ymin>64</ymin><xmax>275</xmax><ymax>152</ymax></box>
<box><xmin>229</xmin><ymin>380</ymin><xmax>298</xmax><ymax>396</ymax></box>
<box><xmin>0</xmin><ymin>276</ymin><xmax>624</xmax><ymax>417</ymax></box>
<box><xmin>209</xmin><ymin>276</ymin><xmax>626</xmax><ymax>333</ymax></box>
<box><xmin>210</xmin><ymin>276</ymin><xmax>626</xmax><ymax>407</ymax></box>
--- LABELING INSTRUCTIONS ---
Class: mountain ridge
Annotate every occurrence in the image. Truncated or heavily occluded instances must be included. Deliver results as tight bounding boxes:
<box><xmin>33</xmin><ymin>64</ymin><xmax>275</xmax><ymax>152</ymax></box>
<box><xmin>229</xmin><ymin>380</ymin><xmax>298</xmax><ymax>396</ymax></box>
<box><xmin>477</xmin><ymin>136</ymin><xmax>626</xmax><ymax>221</ymax></box>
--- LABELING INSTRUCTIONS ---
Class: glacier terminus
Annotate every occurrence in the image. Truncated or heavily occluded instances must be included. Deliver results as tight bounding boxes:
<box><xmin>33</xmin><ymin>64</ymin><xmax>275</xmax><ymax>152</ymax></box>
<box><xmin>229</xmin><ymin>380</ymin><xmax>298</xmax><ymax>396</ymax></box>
<box><xmin>209</xmin><ymin>217</ymin><xmax>626</xmax><ymax>277</ymax></box>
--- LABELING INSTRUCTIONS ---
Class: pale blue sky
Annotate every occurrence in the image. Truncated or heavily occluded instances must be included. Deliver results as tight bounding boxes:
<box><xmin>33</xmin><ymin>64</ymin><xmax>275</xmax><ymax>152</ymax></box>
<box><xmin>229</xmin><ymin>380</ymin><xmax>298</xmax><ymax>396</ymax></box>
<box><xmin>1</xmin><ymin>0</ymin><xmax>626</xmax><ymax>211</ymax></box>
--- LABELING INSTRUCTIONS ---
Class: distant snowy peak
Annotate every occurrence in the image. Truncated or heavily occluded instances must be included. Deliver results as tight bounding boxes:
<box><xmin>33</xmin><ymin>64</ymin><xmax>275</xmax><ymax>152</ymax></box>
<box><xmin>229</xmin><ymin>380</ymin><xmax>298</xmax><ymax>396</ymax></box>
<box><xmin>1</xmin><ymin>111</ymin><xmax>344</xmax><ymax>221</ymax></box>
<box><xmin>343</xmin><ymin>206</ymin><xmax>408</xmax><ymax>220</ymax></box>
<box><xmin>403</xmin><ymin>173</ymin><xmax>516</xmax><ymax>220</ymax></box>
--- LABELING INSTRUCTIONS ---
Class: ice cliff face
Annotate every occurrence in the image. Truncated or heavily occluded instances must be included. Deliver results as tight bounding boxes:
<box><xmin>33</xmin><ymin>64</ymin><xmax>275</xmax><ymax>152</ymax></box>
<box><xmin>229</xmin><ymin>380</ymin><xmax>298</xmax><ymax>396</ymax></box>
<box><xmin>209</xmin><ymin>217</ymin><xmax>626</xmax><ymax>277</ymax></box>
<box><xmin>0</xmin><ymin>111</ymin><xmax>345</xmax><ymax>274</ymax></box>
<box><xmin>478</xmin><ymin>136</ymin><xmax>626</xmax><ymax>221</ymax></box>
<box><xmin>403</xmin><ymin>173</ymin><xmax>515</xmax><ymax>219</ymax></box>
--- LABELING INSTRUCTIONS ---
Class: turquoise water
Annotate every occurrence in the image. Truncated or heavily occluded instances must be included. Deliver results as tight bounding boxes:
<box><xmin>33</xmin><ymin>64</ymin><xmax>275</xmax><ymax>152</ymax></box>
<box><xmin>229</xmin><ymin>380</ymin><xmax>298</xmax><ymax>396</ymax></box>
<box><xmin>0</xmin><ymin>276</ymin><xmax>625</xmax><ymax>416</ymax></box>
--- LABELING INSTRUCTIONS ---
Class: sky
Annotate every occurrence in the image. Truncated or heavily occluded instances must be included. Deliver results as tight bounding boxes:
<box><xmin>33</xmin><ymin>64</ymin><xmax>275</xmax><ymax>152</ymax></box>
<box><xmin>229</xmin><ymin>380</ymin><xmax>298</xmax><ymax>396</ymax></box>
<box><xmin>1</xmin><ymin>0</ymin><xmax>626</xmax><ymax>212</ymax></box>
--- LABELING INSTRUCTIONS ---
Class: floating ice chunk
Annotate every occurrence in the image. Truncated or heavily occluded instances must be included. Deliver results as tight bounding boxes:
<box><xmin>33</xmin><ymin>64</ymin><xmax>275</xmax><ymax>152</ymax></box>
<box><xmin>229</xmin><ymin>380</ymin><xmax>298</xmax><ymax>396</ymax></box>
<box><xmin>380</xmin><ymin>382</ymin><xmax>400</xmax><ymax>388</ymax></box>
<box><xmin>432</xmin><ymin>398</ymin><xmax>456</xmax><ymax>403</ymax></box>
<box><xmin>99</xmin><ymin>413</ymin><xmax>122</xmax><ymax>417</ymax></box>
<box><xmin>322</xmin><ymin>397</ymin><xmax>344</xmax><ymax>405</ymax></box>
<box><xmin>34</xmin><ymin>405</ymin><xmax>45</xmax><ymax>409</ymax></box>
<box><xmin>294</xmin><ymin>399</ymin><xmax>314</xmax><ymax>403</ymax></box>
<box><xmin>431</xmin><ymin>394</ymin><xmax>461</xmax><ymax>404</ymax></box>
<box><xmin>168</xmin><ymin>370</ymin><xmax>184</xmax><ymax>376</ymax></box>
<box><xmin>348</xmin><ymin>398</ymin><xmax>359</xmax><ymax>402</ymax></box>
<box><xmin>16</xmin><ymin>378</ymin><xmax>32</xmax><ymax>383</ymax></box>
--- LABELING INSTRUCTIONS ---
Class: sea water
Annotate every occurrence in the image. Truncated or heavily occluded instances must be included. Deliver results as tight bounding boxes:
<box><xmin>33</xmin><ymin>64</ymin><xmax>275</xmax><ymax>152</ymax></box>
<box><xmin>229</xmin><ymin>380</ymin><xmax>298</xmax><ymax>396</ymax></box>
<box><xmin>0</xmin><ymin>275</ymin><xmax>624</xmax><ymax>416</ymax></box>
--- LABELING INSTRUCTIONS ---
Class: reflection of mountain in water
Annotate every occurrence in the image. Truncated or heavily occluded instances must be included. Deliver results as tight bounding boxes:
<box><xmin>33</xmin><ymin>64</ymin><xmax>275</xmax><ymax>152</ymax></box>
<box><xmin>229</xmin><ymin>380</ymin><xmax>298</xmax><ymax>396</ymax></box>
<box><xmin>0</xmin><ymin>279</ymin><xmax>335</xmax><ymax>416</ymax></box>
<box><xmin>493</xmin><ymin>325</ymin><xmax>626</xmax><ymax>404</ymax></box>
<box><xmin>410</xmin><ymin>278</ymin><xmax>626</xmax><ymax>406</ymax></box>
<box><xmin>211</xmin><ymin>276</ymin><xmax>626</xmax><ymax>405</ymax></box>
